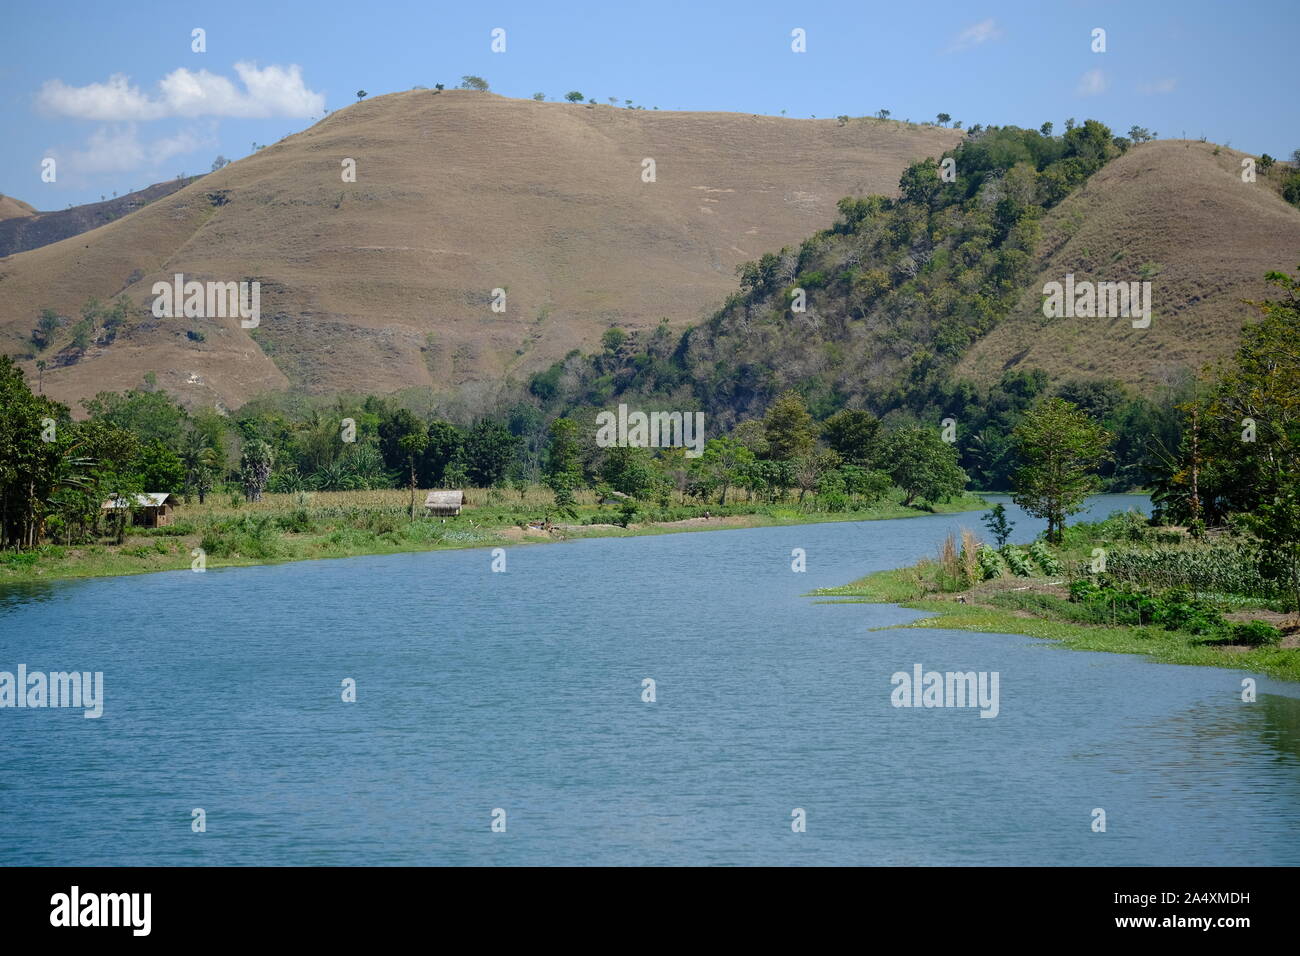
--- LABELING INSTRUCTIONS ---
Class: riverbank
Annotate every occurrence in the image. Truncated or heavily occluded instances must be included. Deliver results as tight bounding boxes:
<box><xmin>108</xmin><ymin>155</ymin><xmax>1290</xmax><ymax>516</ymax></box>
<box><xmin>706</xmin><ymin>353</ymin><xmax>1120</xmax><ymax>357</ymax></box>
<box><xmin>815</xmin><ymin>516</ymin><xmax>1300</xmax><ymax>682</ymax></box>
<box><xmin>0</xmin><ymin>488</ymin><xmax>988</xmax><ymax>584</ymax></box>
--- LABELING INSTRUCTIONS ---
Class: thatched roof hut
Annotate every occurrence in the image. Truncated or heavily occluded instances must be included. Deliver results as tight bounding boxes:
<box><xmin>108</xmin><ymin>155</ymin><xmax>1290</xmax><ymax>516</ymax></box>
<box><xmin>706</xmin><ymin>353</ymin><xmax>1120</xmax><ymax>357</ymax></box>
<box><xmin>424</xmin><ymin>490</ymin><xmax>464</xmax><ymax>516</ymax></box>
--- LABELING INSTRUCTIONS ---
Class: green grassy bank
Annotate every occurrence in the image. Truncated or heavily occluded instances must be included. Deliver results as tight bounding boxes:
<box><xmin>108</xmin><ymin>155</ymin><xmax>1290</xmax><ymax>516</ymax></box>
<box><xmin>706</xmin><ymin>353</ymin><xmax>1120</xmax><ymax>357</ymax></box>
<box><xmin>0</xmin><ymin>487</ymin><xmax>988</xmax><ymax>584</ymax></box>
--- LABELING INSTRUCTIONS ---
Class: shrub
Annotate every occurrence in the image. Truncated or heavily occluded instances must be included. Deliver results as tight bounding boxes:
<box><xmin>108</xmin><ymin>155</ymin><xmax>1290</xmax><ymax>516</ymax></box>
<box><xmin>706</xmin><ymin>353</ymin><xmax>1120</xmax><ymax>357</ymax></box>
<box><xmin>275</xmin><ymin>508</ymin><xmax>316</xmax><ymax>534</ymax></box>
<box><xmin>200</xmin><ymin>515</ymin><xmax>281</xmax><ymax>559</ymax></box>
<box><xmin>1228</xmin><ymin>620</ymin><xmax>1282</xmax><ymax>646</ymax></box>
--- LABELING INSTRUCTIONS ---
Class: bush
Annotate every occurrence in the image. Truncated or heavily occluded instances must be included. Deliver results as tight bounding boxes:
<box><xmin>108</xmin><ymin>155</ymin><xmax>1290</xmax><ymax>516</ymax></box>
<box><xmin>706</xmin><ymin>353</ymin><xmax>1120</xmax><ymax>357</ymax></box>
<box><xmin>1228</xmin><ymin>620</ymin><xmax>1282</xmax><ymax>647</ymax></box>
<box><xmin>0</xmin><ymin>551</ymin><xmax>40</xmax><ymax>569</ymax></box>
<box><xmin>275</xmin><ymin>508</ymin><xmax>316</xmax><ymax>534</ymax></box>
<box><xmin>200</xmin><ymin>515</ymin><xmax>281</xmax><ymax>558</ymax></box>
<box><xmin>1066</xmin><ymin>580</ymin><xmax>1227</xmax><ymax>633</ymax></box>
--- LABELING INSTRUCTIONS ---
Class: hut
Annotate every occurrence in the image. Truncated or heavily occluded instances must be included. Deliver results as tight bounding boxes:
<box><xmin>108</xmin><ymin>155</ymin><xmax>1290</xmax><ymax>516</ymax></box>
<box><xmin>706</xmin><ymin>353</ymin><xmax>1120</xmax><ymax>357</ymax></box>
<box><xmin>101</xmin><ymin>493</ymin><xmax>175</xmax><ymax>528</ymax></box>
<box><xmin>423</xmin><ymin>490</ymin><xmax>465</xmax><ymax>517</ymax></box>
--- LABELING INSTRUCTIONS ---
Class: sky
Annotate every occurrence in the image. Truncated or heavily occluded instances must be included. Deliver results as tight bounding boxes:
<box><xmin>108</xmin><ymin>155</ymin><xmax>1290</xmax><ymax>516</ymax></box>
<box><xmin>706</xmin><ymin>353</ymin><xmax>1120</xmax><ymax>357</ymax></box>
<box><xmin>2</xmin><ymin>0</ymin><xmax>1297</xmax><ymax>208</ymax></box>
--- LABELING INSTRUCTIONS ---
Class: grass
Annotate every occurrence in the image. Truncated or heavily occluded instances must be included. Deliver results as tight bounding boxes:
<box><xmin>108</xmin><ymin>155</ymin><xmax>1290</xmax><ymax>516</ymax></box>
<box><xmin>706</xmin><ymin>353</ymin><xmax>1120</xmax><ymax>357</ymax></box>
<box><xmin>814</xmin><ymin>521</ymin><xmax>1300</xmax><ymax>682</ymax></box>
<box><xmin>0</xmin><ymin>488</ymin><xmax>988</xmax><ymax>584</ymax></box>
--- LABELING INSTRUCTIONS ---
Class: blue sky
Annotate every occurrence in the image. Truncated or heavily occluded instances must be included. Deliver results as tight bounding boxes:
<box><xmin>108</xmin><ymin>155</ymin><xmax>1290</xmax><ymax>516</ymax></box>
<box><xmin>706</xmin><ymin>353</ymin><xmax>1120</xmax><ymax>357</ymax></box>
<box><xmin>3</xmin><ymin>0</ymin><xmax>1296</xmax><ymax>208</ymax></box>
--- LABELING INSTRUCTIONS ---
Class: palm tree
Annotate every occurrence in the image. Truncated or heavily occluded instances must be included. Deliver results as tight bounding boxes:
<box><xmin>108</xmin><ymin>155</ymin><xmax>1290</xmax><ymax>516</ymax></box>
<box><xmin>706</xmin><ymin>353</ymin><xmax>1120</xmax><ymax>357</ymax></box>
<box><xmin>180</xmin><ymin>430</ymin><xmax>220</xmax><ymax>503</ymax></box>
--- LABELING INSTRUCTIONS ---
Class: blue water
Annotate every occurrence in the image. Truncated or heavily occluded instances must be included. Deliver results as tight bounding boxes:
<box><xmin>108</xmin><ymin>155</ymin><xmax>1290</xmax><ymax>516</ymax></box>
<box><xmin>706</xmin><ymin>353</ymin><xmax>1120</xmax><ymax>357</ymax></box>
<box><xmin>2</xmin><ymin>494</ymin><xmax>1297</xmax><ymax>865</ymax></box>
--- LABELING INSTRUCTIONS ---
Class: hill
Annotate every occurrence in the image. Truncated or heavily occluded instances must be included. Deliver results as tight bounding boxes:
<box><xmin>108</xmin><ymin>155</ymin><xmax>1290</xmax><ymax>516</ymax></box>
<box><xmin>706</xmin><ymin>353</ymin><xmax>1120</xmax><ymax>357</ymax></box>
<box><xmin>0</xmin><ymin>90</ymin><xmax>961</xmax><ymax>412</ymax></box>
<box><xmin>0</xmin><ymin>195</ymin><xmax>37</xmax><ymax>220</ymax></box>
<box><xmin>955</xmin><ymin>140</ymin><xmax>1300</xmax><ymax>388</ymax></box>
<box><xmin>518</xmin><ymin>123</ymin><xmax>1300</xmax><ymax>489</ymax></box>
<box><xmin>0</xmin><ymin>179</ymin><xmax>197</xmax><ymax>257</ymax></box>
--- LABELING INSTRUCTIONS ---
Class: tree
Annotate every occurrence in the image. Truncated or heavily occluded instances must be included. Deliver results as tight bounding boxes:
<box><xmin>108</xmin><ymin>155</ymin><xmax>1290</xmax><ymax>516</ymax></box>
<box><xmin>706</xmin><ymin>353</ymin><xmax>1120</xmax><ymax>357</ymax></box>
<box><xmin>533</xmin><ymin>92</ymin><xmax>546</xmax><ymax>101</ymax></box>
<box><xmin>937</xmin><ymin>112</ymin><xmax>951</xmax><ymax>126</ymax></box>
<box><xmin>565</xmin><ymin>91</ymin><xmax>584</xmax><ymax>103</ymax></box>
<box><xmin>600</xmin><ymin>446</ymin><xmax>658</xmax><ymax>498</ymax></box>
<box><xmin>821</xmin><ymin>409</ymin><xmax>881</xmax><ymax>466</ymax></box>
<box><xmin>794</xmin><ymin>450</ymin><xmax>840</xmax><ymax>502</ymax></box>
<box><xmin>356</xmin><ymin>90</ymin><xmax>368</xmax><ymax>101</ymax></box>
<box><xmin>543</xmin><ymin>417</ymin><xmax>582</xmax><ymax>516</ymax></box>
<box><xmin>1040</xmin><ymin>121</ymin><xmax>1053</xmax><ymax>137</ymax></box>
<box><xmin>180</xmin><ymin>427</ymin><xmax>221</xmax><ymax>503</ymax></box>
<box><xmin>601</xmin><ymin>326</ymin><xmax>627</xmax><ymax>353</ymax></box>
<box><xmin>211</xmin><ymin>155</ymin><xmax>230</xmax><ymax>172</ymax></box>
<box><xmin>32</xmin><ymin>308</ymin><xmax>61</xmax><ymax>351</ymax></box>
<box><xmin>1199</xmin><ymin>267</ymin><xmax>1300</xmax><ymax>614</ymax></box>
<box><xmin>82</xmin><ymin>389</ymin><xmax>186</xmax><ymax>449</ymax></box>
<box><xmin>694</xmin><ymin>437</ymin><xmax>754</xmax><ymax>505</ymax></box>
<box><xmin>981</xmin><ymin>503</ymin><xmax>1014</xmax><ymax>546</ymax></box>
<box><xmin>0</xmin><ymin>357</ymin><xmax>73</xmax><ymax>547</ymax></box>
<box><xmin>876</xmin><ymin>109</ymin><xmax>890</xmax><ymax>119</ymax></box>
<box><xmin>1128</xmin><ymin>125</ymin><xmax>1154</xmax><ymax>144</ymax></box>
<box><xmin>460</xmin><ymin>420</ymin><xmax>518</xmax><ymax>486</ymax></box>
<box><xmin>378</xmin><ymin>408</ymin><xmax>425</xmax><ymax>475</ymax></box>
<box><xmin>459</xmin><ymin>75</ymin><xmax>489</xmax><ymax>92</ymax></box>
<box><xmin>763</xmin><ymin>391</ymin><xmax>817</xmax><ymax>461</ymax></box>
<box><xmin>1010</xmin><ymin>398</ymin><xmax>1112</xmax><ymax>542</ymax></box>
<box><xmin>397</xmin><ymin>431</ymin><xmax>428</xmax><ymax>518</ymax></box>
<box><xmin>240</xmin><ymin>439</ymin><xmax>275</xmax><ymax>502</ymax></box>
<box><xmin>136</xmin><ymin>441</ymin><xmax>185</xmax><ymax>494</ymax></box>
<box><xmin>545</xmin><ymin>417</ymin><xmax>581</xmax><ymax>481</ymax></box>
<box><xmin>423</xmin><ymin>420</ymin><xmax>463</xmax><ymax>487</ymax></box>
<box><xmin>882</xmin><ymin>427</ymin><xmax>968</xmax><ymax>507</ymax></box>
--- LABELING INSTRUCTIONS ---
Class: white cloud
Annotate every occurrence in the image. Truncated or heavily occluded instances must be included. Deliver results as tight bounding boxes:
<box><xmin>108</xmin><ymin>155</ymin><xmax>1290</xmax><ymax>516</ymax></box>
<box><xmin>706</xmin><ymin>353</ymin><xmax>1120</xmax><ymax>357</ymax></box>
<box><xmin>1138</xmin><ymin>77</ymin><xmax>1178</xmax><ymax>95</ymax></box>
<box><xmin>37</xmin><ymin>63</ymin><xmax>325</xmax><ymax>120</ymax></box>
<box><xmin>53</xmin><ymin>124</ymin><xmax>215</xmax><ymax>175</ymax></box>
<box><xmin>1077</xmin><ymin>68</ymin><xmax>1109</xmax><ymax>96</ymax></box>
<box><xmin>947</xmin><ymin>19</ymin><xmax>1003</xmax><ymax>52</ymax></box>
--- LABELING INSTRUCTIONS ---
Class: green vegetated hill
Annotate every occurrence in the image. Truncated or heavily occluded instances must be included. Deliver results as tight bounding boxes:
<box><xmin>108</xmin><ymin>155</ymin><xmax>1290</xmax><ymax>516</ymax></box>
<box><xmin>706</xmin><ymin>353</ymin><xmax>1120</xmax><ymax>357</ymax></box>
<box><xmin>525</xmin><ymin>123</ymin><xmax>1300</xmax><ymax>489</ymax></box>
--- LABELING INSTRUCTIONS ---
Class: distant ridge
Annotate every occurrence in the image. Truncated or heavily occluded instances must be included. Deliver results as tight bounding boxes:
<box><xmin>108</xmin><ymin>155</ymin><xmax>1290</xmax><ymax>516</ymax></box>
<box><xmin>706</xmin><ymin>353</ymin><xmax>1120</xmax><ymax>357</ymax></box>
<box><xmin>0</xmin><ymin>178</ymin><xmax>199</xmax><ymax>257</ymax></box>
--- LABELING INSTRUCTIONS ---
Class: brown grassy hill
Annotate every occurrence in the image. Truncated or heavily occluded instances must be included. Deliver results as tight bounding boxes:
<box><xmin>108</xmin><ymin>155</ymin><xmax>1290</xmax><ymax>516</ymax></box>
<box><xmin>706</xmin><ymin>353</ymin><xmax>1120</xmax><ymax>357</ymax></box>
<box><xmin>955</xmin><ymin>140</ymin><xmax>1300</xmax><ymax>389</ymax></box>
<box><xmin>0</xmin><ymin>179</ymin><xmax>197</xmax><ymax>257</ymax></box>
<box><xmin>0</xmin><ymin>90</ymin><xmax>961</xmax><ymax>412</ymax></box>
<box><xmin>0</xmin><ymin>195</ymin><xmax>37</xmax><ymax>220</ymax></box>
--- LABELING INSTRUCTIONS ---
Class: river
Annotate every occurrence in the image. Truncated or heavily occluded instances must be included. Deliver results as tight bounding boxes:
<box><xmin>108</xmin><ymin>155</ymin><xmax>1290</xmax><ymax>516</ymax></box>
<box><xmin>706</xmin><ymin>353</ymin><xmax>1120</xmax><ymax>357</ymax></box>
<box><xmin>2</xmin><ymin>493</ymin><xmax>1297</xmax><ymax>865</ymax></box>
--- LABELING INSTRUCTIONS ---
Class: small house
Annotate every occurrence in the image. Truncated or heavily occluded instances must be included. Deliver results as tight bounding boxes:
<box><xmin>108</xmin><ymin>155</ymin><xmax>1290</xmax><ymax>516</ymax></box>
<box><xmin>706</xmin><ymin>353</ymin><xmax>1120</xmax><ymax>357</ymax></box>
<box><xmin>424</xmin><ymin>490</ymin><xmax>465</xmax><ymax>517</ymax></box>
<box><xmin>102</xmin><ymin>492</ymin><xmax>175</xmax><ymax>528</ymax></box>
